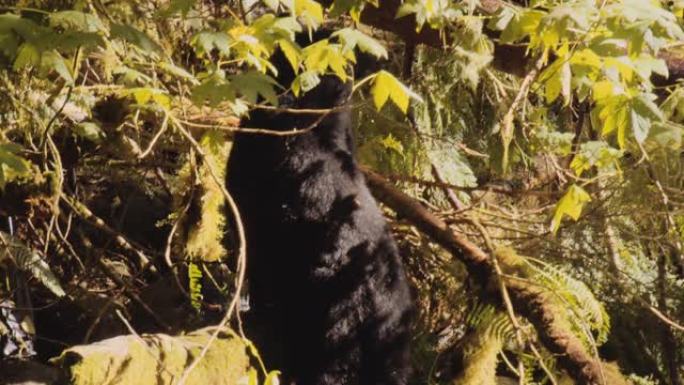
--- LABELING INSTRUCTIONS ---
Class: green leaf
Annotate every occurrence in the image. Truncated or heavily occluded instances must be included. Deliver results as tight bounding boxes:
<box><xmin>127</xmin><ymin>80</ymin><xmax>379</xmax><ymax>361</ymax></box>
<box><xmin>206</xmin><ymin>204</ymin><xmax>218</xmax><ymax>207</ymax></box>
<box><xmin>592</xmin><ymin>81</ymin><xmax>618</xmax><ymax>101</ymax></box>
<box><xmin>229</xmin><ymin>71</ymin><xmax>279</xmax><ymax>105</ymax></box>
<box><xmin>53</xmin><ymin>31</ymin><xmax>105</xmax><ymax>51</ymax></box>
<box><xmin>661</xmin><ymin>87</ymin><xmax>684</xmax><ymax>120</ymax></box>
<box><xmin>0</xmin><ymin>143</ymin><xmax>31</xmax><ymax>190</ymax></box>
<box><xmin>570</xmin><ymin>48</ymin><xmax>602</xmax><ymax>69</ymax></box>
<box><xmin>370</xmin><ymin>70</ymin><xmax>421</xmax><ymax>113</ymax></box>
<box><xmin>191</xmin><ymin>77</ymin><xmax>235</xmax><ymax>106</ymax></box>
<box><xmin>122</xmin><ymin>88</ymin><xmax>172</xmax><ymax>110</ymax></box>
<box><xmin>329</xmin><ymin>0</ymin><xmax>364</xmax><ymax>21</ymax></box>
<box><xmin>40</xmin><ymin>50</ymin><xmax>74</xmax><ymax>84</ymax></box>
<box><xmin>301</xmin><ymin>39</ymin><xmax>354</xmax><ymax>80</ymax></box>
<box><xmin>614</xmin><ymin>105</ymin><xmax>629</xmax><ymax>149</ymax></box>
<box><xmin>160</xmin><ymin>62</ymin><xmax>199</xmax><ymax>84</ymax></box>
<box><xmin>648</xmin><ymin>122</ymin><xmax>683</xmax><ymax>149</ymax></box>
<box><xmin>551</xmin><ymin>184</ymin><xmax>592</xmax><ymax>234</ymax></box>
<box><xmin>74</xmin><ymin>122</ymin><xmax>105</xmax><ymax>143</ymax></box>
<box><xmin>110</xmin><ymin>24</ymin><xmax>163</xmax><ymax>54</ymax></box>
<box><xmin>540</xmin><ymin>56</ymin><xmax>571</xmax><ymax>104</ymax></box>
<box><xmin>596</xmin><ymin>93</ymin><xmax>630</xmax><ymax>148</ymax></box>
<box><xmin>113</xmin><ymin>66</ymin><xmax>152</xmax><ymax>86</ymax></box>
<box><xmin>12</xmin><ymin>42</ymin><xmax>41</xmax><ymax>70</ymax></box>
<box><xmin>291</xmin><ymin>70</ymin><xmax>320</xmax><ymax>96</ymax></box>
<box><xmin>49</xmin><ymin>11</ymin><xmax>105</xmax><ymax>33</ymax></box>
<box><xmin>631</xmin><ymin>93</ymin><xmax>663</xmax><ymax>144</ymax></box>
<box><xmin>570</xmin><ymin>141</ymin><xmax>622</xmax><ymax>176</ymax></box>
<box><xmin>302</xmin><ymin>39</ymin><xmax>331</xmax><ymax>72</ymax></box>
<box><xmin>380</xmin><ymin>134</ymin><xmax>404</xmax><ymax>157</ymax></box>
<box><xmin>191</xmin><ymin>31</ymin><xmax>232</xmax><ymax>58</ymax></box>
<box><xmin>499</xmin><ymin>9</ymin><xmax>545</xmax><ymax>43</ymax></box>
<box><xmin>0</xmin><ymin>13</ymin><xmax>43</xmax><ymax>40</ymax></box>
<box><xmin>332</xmin><ymin>28</ymin><xmax>388</xmax><ymax>58</ymax></box>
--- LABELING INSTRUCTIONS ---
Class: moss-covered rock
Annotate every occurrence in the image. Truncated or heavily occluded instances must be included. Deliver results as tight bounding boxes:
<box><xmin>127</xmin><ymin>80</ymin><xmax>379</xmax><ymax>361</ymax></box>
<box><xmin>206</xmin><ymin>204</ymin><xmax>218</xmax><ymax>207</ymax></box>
<box><xmin>51</xmin><ymin>327</ymin><xmax>250</xmax><ymax>385</ymax></box>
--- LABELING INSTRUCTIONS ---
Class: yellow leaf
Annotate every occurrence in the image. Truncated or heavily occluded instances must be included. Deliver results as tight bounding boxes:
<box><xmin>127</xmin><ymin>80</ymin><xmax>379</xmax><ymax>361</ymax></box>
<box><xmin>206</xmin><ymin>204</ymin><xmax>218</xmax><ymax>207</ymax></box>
<box><xmin>278</xmin><ymin>38</ymin><xmax>301</xmax><ymax>73</ymax></box>
<box><xmin>592</xmin><ymin>81</ymin><xmax>615</xmax><ymax>101</ymax></box>
<box><xmin>541</xmin><ymin>56</ymin><xmax>571</xmax><ymax>104</ymax></box>
<box><xmin>370</xmin><ymin>70</ymin><xmax>420</xmax><ymax>113</ymax></box>
<box><xmin>371</xmin><ymin>72</ymin><xmax>391</xmax><ymax>111</ymax></box>
<box><xmin>615</xmin><ymin>106</ymin><xmax>629</xmax><ymax>149</ymax></box>
<box><xmin>302</xmin><ymin>40</ymin><xmax>329</xmax><ymax>72</ymax></box>
<box><xmin>605</xmin><ymin>57</ymin><xmax>634</xmax><ymax>83</ymax></box>
<box><xmin>265</xmin><ymin>371</ymin><xmax>281</xmax><ymax>385</ymax></box>
<box><xmin>570</xmin><ymin>48</ymin><xmax>602</xmax><ymax>68</ymax></box>
<box><xmin>551</xmin><ymin>184</ymin><xmax>592</xmax><ymax>233</ymax></box>
<box><xmin>601</xmin><ymin>106</ymin><xmax>617</xmax><ymax>136</ymax></box>
<box><xmin>328</xmin><ymin>53</ymin><xmax>348</xmax><ymax>81</ymax></box>
<box><xmin>294</xmin><ymin>0</ymin><xmax>323</xmax><ymax>25</ymax></box>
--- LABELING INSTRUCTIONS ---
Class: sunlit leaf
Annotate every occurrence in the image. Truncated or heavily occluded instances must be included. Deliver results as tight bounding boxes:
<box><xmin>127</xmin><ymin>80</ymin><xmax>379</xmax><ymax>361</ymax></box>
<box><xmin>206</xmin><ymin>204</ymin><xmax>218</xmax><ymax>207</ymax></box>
<box><xmin>380</xmin><ymin>134</ymin><xmax>404</xmax><ymax>157</ymax></box>
<box><xmin>540</xmin><ymin>55</ymin><xmax>571</xmax><ymax>104</ymax></box>
<box><xmin>332</xmin><ymin>28</ymin><xmax>388</xmax><ymax>58</ymax></box>
<box><xmin>291</xmin><ymin>70</ymin><xmax>320</xmax><ymax>96</ymax></box>
<box><xmin>191</xmin><ymin>31</ymin><xmax>232</xmax><ymax>58</ymax></box>
<box><xmin>551</xmin><ymin>184</ymin><xmax>592</xmax><ymax>233</ymax></box>
<box><xmin>570</xmin><ymin>141</ymin><xmax>622</xmax><ymax>176</ymax></box>
<box><xmin>370</xmin><ymin>70</ymin><xmax>421</xmax><ymax>113</ymax></box>
<box><xmin>278</xmin><ymin>38</ymin><xmax>301</xmax><ymax>73</ymax></box>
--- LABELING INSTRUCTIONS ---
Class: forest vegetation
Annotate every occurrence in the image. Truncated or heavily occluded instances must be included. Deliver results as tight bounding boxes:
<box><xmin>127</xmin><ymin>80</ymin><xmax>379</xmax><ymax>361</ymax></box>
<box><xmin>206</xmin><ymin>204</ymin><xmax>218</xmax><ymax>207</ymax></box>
<box><xmin>0</xmin><ymin>0</ymin><xmax>684</xmax><ymax>384</ymax></box>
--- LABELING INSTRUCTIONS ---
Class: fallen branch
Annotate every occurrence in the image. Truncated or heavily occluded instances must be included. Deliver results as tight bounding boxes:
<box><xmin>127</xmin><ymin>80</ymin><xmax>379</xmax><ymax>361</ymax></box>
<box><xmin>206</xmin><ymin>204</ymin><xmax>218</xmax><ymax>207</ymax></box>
<box><xmin>362</xmin><ymin>168</ymin><xmax>625</xmax><ymax>385</ymax></box>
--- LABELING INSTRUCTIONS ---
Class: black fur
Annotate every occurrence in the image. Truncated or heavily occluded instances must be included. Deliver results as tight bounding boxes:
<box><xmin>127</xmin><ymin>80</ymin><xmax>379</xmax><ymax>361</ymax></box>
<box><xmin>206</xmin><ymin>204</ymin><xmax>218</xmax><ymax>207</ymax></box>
<box><xmin>226</xmin><ymin>45</ymin><xmax>413</xmax><ymax>385</ymax></box>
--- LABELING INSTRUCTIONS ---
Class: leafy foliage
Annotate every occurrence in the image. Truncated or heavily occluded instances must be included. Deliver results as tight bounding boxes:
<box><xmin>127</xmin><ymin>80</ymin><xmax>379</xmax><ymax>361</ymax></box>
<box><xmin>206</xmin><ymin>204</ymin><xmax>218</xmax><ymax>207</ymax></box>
<box><xmin>0</xmin><ymin>0</ymin><xmax>683</xmax><ymax>383</ymax></box>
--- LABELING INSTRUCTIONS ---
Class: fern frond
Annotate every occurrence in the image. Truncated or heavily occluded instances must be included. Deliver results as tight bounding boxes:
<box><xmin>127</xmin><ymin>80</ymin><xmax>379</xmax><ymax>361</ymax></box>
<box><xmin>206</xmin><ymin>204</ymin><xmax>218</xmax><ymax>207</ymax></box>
<box><xmin>188</xmin><ymin>262</ymin><xmax>203</xmax><ymax>311</ymax></box>
<box><xmin>0</xmin><ymin>232</ymin><xmax>65</xmax><ymax>297</ymax></box>
<box><xmin>525</xmin><ymin>257</ymin><xmax>611</xmax><ymax>347</ymax></box>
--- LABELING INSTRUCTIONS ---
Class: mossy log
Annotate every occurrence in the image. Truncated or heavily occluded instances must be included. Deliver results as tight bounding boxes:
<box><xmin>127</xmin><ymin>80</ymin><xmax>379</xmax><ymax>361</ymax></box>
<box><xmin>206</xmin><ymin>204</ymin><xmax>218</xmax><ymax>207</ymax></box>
<box><xmin>51</xmin><ymin>327</ymin><xmax>251</xmax><ymax>385</ymax></box>
<box><xmin>364</xmin><ymin>169</ymin><xmax>629</xmax><ymax>385</ymax></box>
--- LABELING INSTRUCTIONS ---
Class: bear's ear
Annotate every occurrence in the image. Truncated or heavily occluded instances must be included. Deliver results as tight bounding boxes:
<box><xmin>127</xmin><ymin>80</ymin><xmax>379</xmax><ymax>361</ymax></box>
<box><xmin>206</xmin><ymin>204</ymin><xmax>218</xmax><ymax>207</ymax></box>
<box><xmin>354</xmin><ymin>49</ymin><xmax>386</xmax><ymax>79</ymax></box>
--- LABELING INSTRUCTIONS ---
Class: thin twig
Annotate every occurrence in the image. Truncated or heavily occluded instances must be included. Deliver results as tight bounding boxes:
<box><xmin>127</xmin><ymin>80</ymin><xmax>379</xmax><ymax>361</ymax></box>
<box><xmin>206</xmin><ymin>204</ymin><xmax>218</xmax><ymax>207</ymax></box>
<box><xmin>61</xmin><ymin>194</ymin><xmax>157</xmax><ymax>274</ymax></box>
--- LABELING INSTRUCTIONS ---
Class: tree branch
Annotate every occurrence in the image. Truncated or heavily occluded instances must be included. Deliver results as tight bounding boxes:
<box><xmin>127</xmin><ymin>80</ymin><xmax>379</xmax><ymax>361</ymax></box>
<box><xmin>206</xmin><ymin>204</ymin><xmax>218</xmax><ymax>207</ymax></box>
<box><xmin>363</xmin><ymin>168</ymin><xmax>624</xmax><ymax>385</ymax></box>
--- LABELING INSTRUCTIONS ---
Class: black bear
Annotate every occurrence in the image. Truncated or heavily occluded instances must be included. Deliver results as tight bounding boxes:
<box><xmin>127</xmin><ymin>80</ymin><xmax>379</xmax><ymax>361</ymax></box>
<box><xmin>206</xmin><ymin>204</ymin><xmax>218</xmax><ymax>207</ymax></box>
<box><xmin>226</xmin><ymin>34</ymin><xmax>414</xmax><ymax>385</ymax></box>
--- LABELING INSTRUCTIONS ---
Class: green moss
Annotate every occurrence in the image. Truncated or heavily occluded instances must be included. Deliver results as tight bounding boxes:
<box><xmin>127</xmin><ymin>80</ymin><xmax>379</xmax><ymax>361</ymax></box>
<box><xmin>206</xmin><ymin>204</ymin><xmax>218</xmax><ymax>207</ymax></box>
<box><xmin>455</xmin><ymin>329</ymin><xmax>502</xmax><ymax>385</ymax></box>
<box><xmin>52</xmin><ymin>327</ymin><xmax>250</xmax><ymax>385</ymax></box>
